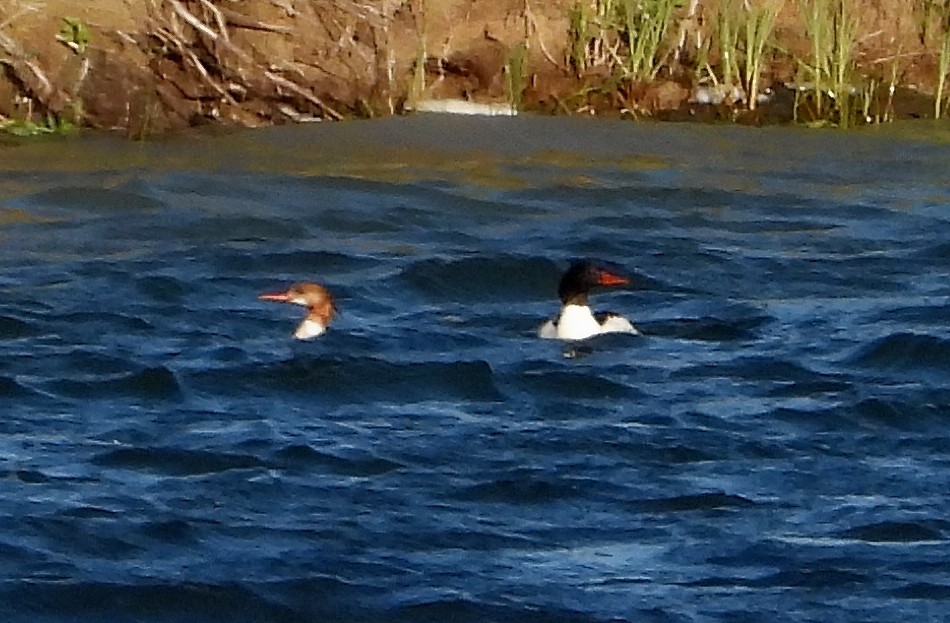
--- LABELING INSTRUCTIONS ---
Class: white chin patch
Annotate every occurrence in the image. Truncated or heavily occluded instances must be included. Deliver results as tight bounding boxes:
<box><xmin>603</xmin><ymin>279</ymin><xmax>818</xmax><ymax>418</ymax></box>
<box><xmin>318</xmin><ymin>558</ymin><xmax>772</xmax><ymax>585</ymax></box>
<box><xmin>291</xmin><ymin>297</ymin><xmax>309</xmax><ymax>306</ymax></box>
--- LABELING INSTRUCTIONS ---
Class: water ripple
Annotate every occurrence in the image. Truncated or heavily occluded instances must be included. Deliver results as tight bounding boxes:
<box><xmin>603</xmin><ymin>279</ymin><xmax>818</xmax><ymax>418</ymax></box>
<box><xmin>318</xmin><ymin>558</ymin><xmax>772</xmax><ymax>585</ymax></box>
<box><xmin>2</xmin><ymin>118</ymin><xmax>949</xmax><ymax>623</ymax></box>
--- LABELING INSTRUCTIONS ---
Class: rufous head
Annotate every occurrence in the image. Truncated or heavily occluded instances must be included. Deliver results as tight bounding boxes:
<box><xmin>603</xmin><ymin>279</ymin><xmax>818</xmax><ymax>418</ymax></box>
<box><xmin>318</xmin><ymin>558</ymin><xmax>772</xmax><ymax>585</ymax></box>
<box><xmin>259</xmin><ymin>282</ymin><xmax>336</xmax><ymax>339</ymax></box>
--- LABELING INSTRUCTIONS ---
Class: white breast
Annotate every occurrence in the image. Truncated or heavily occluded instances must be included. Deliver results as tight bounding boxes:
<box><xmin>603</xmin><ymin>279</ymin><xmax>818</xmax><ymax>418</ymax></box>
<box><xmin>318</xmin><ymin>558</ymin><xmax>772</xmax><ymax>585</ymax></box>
<box><xmin>294</xmin><ymin>319</ymin><xmax>327</xmax><ymax>340</ymax></box>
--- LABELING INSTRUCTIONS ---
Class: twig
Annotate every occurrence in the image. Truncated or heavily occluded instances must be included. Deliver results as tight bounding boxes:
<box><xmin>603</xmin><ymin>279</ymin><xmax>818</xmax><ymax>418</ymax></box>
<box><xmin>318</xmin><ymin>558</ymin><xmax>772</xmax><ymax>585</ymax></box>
<box><xmin>269</xmin><ymin>0</ymin><xmax>297</xmax><ymax>17</ymax></box>
<box><xmin>525</xmin><ymin>0</ymin><xmax>561</xmax><ymax>69</ymax></box>
<box><xmin>219</xmin><ymin>7</ymin><xmax>294</xmax><ymax>34</ymax></box>
<box><xmin>867</xmin><ymin>51</ymin><xmax>927</xmax><ymax>65</ymax></box>
<box><xmin>197</xmin><ymin>0</ymin><xmax>230</xmax><ymax>42</ymax></box>
<box><xmin>154</xmin><ymin>0</ymin><xmax>346</xmax><ymax>121</ymax></box>
<box><xmin>0</xmin><ymin>31</ymin><xmax>54</xmax><ymax>100</ymax></box>
<box><xmin>152</xmin><ymin>25</ymin><xmax>238</xmax><ymax>105</ymax></box>
<box><xmin>264</xmin><ymin>69</ymin><xmax>344</xmax><ymax>119</ymax></box>
<box><xmin>0</xmin><ymin>5</ymin><xmax>41</xmax><ymax>31</ymax></box>
<box><xmin>167</xmin><ymin>0</ymin><xmax>219</xmax><ymax>41</ymax></box>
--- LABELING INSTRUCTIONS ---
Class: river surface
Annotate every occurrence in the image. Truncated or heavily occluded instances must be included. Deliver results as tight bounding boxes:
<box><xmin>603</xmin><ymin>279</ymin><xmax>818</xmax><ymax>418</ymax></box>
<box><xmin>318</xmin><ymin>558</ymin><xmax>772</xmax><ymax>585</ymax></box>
<box><xmin>1</xmin><ymin>116</ymin><xmax>949</xmax><ymax>622</ymax></box>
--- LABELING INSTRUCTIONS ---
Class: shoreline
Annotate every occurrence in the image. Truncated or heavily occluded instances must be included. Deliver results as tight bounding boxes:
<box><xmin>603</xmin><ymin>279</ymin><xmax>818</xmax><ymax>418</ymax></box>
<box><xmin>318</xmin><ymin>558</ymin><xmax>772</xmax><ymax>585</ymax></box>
<box><xmin>0</xmin><ymin>1</ymin><xmax>946</xmax><ymax>137</ymax></box>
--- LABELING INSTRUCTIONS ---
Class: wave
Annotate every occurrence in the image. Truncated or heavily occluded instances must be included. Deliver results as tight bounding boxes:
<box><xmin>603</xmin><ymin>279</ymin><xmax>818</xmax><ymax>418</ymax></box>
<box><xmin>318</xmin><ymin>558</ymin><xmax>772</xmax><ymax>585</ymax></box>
<box><xmin>850</xmin><ymin>332</ymin><xmax>950</xmax><ymax>372</ymax></box>
<box><xmin>635</xmin><ymin>492</ymin><xmax>758</xmax><ymax>513</ymax></box>
<box><xmin>399</xmin><ymin>255</ymin><xmax>560</xmax><ymax>303</ymax></box>
<box><xmin>512</xmin><ymin>367</ymin><xmax>641</xmax><ymax>400</ymax></box>
<box><xmin>838</xmin><ymin>521</ymin><xmax>945</xmax><ymax>543</ymax></box>
<box><xmin>18</xmin><ymin>186</ymin><xmax>166</xmax><ymax>214</ymax></box>
<box><xmin>45</xmin><ymin>365</ymin><xmax>182</xmax><ymax>401</ymax></box>
<box><xmin>91</xmin><ymin>447</ymin><xmax>265</xmax><ymax>476</ymax></box>
<box><xmin>452</xmin><ymin>473</ymin><xmax>611</xmax><ymax>505</ymax></box>
<box><xmin>215</xmin><ymin>249</ymin><xmax>379</xmax><ymax>278</ymax></box>
<box><xmin>673</xmin><ymin>356</ymin><xmax>842</xmax><ymax>386</ymax></box>
<box><xmin>0</xmin><ymin>580</ymin><xmax>315</xmax><ymax>622</ymax></box>
<box><xmin>0</xmin><ymin>314</ymin><xmax>38</xmax><ymax>340</ymax></box>
<box><xmin>187</xmin><ymin>356</ymin><xmax>503</xmax><ymax>404</ymax></box>
<box><xmin>0</xmin><ymin>375</ymin><xmax>38</xmax><ymax>398</ymax></box>
<box><xmin>640</xmin><ymin>314</ymin><xmax>769</xmax><ymax>342</ymax></box>
<box><xmin>871</xmin><ymin>304</ymin><xmax>950</xmax><ymax>327</ymax></box>
<box><xmin>274</xmin><ymin>444</ymin><xmax>403</xmax><ymax>477</ymax></box>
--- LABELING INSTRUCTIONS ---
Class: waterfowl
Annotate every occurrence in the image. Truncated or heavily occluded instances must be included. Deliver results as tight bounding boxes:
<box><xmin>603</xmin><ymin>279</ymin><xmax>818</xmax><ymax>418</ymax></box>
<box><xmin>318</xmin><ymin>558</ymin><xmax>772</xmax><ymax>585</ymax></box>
<box><xmin>539</xmin><ymin>260</ymin><xmax>638</xmax><ymax>340</ymax></box>
<box><xmin>259</xmin><ymin>282</ymin><xmax>336</xmax><ymax>340</ymax></box>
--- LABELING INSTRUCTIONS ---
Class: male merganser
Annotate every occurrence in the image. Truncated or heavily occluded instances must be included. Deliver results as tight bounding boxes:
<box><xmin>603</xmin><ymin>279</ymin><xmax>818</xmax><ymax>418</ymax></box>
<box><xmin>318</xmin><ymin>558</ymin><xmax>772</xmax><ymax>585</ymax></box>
<box><xmin>259</xmin><ymin>282</ymin><xmax>336</xmax><ymax>340</ymax></box>
<box><xmin>539</xmin><ymin>260</ymin><xmax>639</xmax><ymax>340</ymax></box>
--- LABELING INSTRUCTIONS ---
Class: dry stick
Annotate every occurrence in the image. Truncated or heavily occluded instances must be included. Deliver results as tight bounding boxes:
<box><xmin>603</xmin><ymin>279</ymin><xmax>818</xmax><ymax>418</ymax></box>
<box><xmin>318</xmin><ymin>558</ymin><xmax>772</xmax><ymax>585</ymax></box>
<box><xmin>114</xmin><ymin>30</ymin><xmax>139</xmax><ymax>46</ymax></box>
<box><xmin>0</xmin><ymin>31</ymin><xmax>54</xmax><ymax>100</ymax></box>
<box><xmin>675</xmin><ymin>0</ymin><xmax>702</xmax><ymax>63</ymax></box>
<box><xmin>219</xmin><ymin>7</ymin><xmax>294</xmax><ymax>34</ymax></box>
<box><xmin>0</xmin><ymin>5</ymin><xmax>40</xmax><ymax>31</ymax></box>
<box><xmin>525</xmin><ymin>0</ymin><xmax>561</xmax><ymax>69</ymax></box>
<box><xmin>164</xmin><ymin>0</ymin><xmax>343</xmax><ymax>120</ymax></box>
<box><xmin>167</xmin><ymin>0</ymin><xmax>219</xmax><ymax>40</ymax></box>
<box><xmin>264</xmin><ymin>70</ymin><xmax>343</xmax><ymax>120</ymax></box>
<box><xmin>328</xmin><ymin>0</ymin><xmax>385</xmax><ymax>22</ymax></box>
<box><xmin>152</xmin><ymin>24</ymin><xmax>239</xmax><ymax>105</ymax></box>
<box><xmin>72</xmin><ymin>56</ymin><xmax>91</xmax><ymax>95</ymax></box>
<box><xmin>197</xmin><ymin>0</ymin><xmax>231</xmax><ymax>41</ymax></box>
<box><xmin>270</xmin><ymin>0</ymin><xmax>297</xmax><ymax>17</ymax></box>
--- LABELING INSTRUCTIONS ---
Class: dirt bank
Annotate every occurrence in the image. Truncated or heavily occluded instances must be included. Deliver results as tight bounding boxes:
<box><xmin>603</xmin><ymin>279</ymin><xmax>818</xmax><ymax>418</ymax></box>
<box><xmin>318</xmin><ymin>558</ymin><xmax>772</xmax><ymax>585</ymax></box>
<box><xmin>0</xmin><ymin>0</ymin><xmax>944</xmax><ymax>135</ymax></box>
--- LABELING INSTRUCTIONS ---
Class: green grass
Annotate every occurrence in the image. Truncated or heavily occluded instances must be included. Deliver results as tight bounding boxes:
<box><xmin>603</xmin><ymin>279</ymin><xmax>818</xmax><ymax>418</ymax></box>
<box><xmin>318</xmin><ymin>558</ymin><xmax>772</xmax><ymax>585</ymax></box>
<box><xmin>57</xmin><ymin>16</ymin><xmax>91</xmax><ymax>54</ymax></box>
<box><xmin>0</xmin><ymin>113</ymin><xmax>75</xmax><ymax>137</ymax></box>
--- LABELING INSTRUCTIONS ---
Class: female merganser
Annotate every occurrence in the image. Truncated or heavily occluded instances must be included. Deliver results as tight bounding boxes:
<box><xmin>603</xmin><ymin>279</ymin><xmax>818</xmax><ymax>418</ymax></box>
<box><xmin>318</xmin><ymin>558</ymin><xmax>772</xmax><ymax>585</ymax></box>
<box><xmin>539</xmin><ymin>260</ymin><xmax>639</xmax><ymax>340</ymax></box>
<box><xmin>259</xmin><ymin>282</ymin><xmax>336</xmax><ymax>340</ymax></box>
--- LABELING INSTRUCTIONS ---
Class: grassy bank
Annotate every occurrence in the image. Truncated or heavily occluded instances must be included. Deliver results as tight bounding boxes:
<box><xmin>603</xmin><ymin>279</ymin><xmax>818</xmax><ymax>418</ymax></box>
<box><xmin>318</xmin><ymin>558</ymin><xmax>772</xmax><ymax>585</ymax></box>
<box><xmin>0</xmin><ymin>0</ymin><xmax>948</xmax><ymax>135</ymax></box>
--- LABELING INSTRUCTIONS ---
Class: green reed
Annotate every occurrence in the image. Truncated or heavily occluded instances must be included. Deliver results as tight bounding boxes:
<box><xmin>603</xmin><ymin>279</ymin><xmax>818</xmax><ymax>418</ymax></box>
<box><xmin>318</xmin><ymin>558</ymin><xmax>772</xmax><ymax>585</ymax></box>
<box><xmin>568</xmin><ymin>2</ymin><xmax>591</xmax><ymax>75</ymax></box>
<box><xmin>703</xmin><ymin>0</ymin><xmax>782</xmax><ymax>110</ymax></box>
<box><xmin>505</xmin><ymin>41</ymin><xmax>527</xmax><ymax>112</ymax></box>
<box><xmin>620</xmin><ymin>0</ymin><xmax>680</xmax><ymax>81</ymax></box>
<box><xmin>917</xmin><ymin>0</ymin><xmax>945</xmax><ymax>47</ymax></box>
<box><xmin>795</xmin><ymin>0</ymin><xmax>860</xmax><ymax>127</ymax></box>
<box><xmin>742</xmin><ymin>0</ymin><xmax>783</xmax><ymax>110</ymax></box>
<box><xmin>716</xmin><ymin>0</ymin><xmax>741</xmax><ymax>89</ymax></box>
<box><xmin>566</xmin><ymin>0</ymin><xmax>680</xmax><ymax>82</ymax></box>
<box><xmin>933</xmin><ymin>2</ymin><xmax>950</xmax><ymax>118</ymax></box>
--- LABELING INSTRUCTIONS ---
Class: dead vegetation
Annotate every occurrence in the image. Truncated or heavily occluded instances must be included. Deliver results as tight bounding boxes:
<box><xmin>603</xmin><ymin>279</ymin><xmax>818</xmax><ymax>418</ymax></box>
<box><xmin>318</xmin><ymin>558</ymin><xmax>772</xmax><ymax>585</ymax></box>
<box><xmin>141</xmin><ymin>0</ymin><xmax>402</xmax><ymax>125</ymax></box>
<box><xmin>0</xmin><ymin>0</ymin><xmax>417</xmax><ymax>133</ymax></box>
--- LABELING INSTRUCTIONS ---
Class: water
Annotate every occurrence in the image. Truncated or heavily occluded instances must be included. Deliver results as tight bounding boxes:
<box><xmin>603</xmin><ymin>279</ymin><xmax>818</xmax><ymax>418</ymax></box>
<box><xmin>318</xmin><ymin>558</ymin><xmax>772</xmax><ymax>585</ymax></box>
<box><xmin>1</xmin><ymin>116</ymin><xmax>949</xmax><ymax>622</ymax></box>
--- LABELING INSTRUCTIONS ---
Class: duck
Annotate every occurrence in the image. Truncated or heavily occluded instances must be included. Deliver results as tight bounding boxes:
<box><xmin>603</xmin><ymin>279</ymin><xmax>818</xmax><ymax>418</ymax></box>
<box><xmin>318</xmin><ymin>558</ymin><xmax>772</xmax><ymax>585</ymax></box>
<box><xmin>259</xmin><ymin>282</ymin><xmax>336</xmax><ymax>340</ymax></box>
<box><xmin>538</xmin><ymin>260</ymin><xmax>638</xmax><ymax>340</ymax></box>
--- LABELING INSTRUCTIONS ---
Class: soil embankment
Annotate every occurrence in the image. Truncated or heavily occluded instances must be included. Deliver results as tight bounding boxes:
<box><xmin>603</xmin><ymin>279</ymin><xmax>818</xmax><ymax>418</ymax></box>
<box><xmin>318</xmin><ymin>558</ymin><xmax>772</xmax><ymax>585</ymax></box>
<box><xmin>0</xmin><ymin>1</ymin><xmax>943</xmax><ymax>135</ymax></box>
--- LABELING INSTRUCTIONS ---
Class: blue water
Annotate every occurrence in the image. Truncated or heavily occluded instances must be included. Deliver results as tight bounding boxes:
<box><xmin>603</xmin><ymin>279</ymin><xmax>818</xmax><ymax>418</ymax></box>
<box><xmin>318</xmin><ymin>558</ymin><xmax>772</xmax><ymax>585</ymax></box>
<box><xmin>1</xmin><ymin>117</ymin><xmax>949</xmax><ymax>622</ymax></box>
